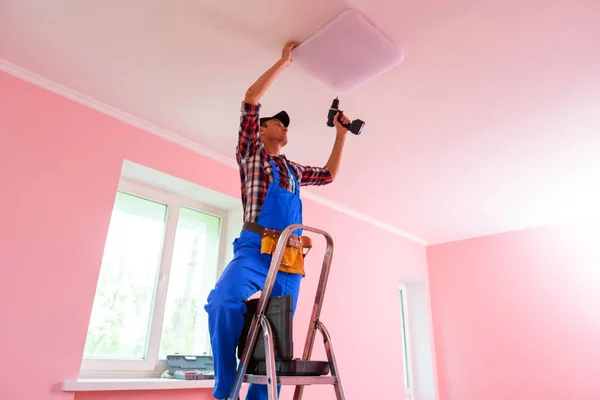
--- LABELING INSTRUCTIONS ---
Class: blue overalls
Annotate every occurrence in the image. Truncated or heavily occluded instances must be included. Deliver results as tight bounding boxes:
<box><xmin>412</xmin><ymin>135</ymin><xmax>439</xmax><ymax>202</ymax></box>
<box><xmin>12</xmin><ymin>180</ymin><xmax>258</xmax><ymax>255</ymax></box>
<box><xmin>205</xmin><ymin>158</ymin><xmax>303</xmax><ymax>400</ymax></box>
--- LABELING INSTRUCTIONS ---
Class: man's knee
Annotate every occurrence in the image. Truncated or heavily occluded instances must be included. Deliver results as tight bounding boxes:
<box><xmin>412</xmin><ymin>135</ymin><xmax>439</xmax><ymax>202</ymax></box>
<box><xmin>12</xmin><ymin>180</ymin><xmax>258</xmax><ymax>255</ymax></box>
<box><xmin>205</xmin><ymin>256</ymin><xmax>264</xmax><ymax>315</ymax></box>
<box><xmin>205</xmin><ymin>284</ymin><xmax>245</xmax><ymax>316</ymax></box>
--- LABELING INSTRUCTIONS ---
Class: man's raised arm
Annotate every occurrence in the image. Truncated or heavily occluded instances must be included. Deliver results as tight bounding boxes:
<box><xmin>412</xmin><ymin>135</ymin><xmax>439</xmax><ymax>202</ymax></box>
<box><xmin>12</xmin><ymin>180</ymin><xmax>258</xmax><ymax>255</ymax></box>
<box><xmin>292</xmin><ymin>111</ymin><xmax>351</xmax><ymax>186</ymax></box>
<box><xmin>323</xmin><ymin>111</ymin><xmax>351</xmax><ymax>180</ymax></box>
<box><xmin>244</xmin><ymin>41</ymin><xmax>299</xmax><ymax>105</ymax></box>
<box><xmin>237</xmin><ymin>41</ymin><xmax>299</xmax><ymax>160</ymax></box>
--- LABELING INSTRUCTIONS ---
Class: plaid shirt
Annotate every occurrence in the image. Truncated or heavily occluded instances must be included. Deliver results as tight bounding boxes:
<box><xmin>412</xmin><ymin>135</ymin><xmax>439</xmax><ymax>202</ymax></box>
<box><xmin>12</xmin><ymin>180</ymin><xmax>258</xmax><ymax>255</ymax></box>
<box><xmin>236</xmin><ymin>101</ymin><xmax>333</xmax><ymax>224</ymax></box>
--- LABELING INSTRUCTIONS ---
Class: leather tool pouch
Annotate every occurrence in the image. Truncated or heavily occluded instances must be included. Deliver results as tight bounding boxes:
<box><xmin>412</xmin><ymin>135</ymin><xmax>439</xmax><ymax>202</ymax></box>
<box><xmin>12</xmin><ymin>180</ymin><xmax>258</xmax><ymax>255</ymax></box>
<box><xmin>260</xmin><ymin>234</ymin><xmax>312</xmax><ymax>277</ymax></box>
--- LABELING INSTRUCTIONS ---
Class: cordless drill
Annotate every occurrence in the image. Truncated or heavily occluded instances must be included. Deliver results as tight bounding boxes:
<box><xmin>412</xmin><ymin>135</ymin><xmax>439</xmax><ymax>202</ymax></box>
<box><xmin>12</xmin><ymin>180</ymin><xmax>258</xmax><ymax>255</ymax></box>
<box><xmin>326</xmin><ymin>97</ymin><xmax>365</xmax><ymax>135</ymax></box>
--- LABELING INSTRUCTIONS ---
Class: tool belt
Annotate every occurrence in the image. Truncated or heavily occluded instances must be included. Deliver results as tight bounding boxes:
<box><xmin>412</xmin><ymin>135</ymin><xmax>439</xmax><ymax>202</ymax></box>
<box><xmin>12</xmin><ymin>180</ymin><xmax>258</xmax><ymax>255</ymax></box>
<box><xmin>243</xmin><ymin>221</ymin><xmax>312</xmax><ymax>276</ymax></box>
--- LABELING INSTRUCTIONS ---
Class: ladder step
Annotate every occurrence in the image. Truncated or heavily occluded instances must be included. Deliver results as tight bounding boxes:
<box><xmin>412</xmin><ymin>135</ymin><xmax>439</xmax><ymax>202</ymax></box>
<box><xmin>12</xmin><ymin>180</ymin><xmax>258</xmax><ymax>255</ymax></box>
<box><xmin>249</xmin><ymin>359</ymin><xmax>330</xmax><ymax>376</ymax></box>
<box><xmin>244</xmin><ymin>375</ymin><xmax>337</xmax><ymax>386</ymax></box>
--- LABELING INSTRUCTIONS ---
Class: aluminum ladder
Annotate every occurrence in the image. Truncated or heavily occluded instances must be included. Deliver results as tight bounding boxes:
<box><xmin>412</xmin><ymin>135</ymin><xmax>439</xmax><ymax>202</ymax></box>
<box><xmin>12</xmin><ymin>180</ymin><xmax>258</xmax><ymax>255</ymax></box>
<box><xmin>227</xmin><ymin>223</ymin><xmax>345</xmax><ymax>400</ymax></box>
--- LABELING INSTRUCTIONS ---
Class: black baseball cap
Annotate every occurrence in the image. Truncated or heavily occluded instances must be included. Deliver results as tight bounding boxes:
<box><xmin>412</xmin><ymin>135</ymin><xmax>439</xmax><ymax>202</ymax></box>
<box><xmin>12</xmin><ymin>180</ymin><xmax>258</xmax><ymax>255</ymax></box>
<box><xmin>260</xmin><ymin>110</ymin><xmax>290</xmax><ymax>128</ymax></box>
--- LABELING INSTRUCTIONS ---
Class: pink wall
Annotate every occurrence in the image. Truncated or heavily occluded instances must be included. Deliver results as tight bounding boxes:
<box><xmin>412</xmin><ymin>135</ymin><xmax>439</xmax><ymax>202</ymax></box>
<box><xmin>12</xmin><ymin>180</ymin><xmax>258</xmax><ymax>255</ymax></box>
<box><xmin>427</xmin><ymin>222</ymin><xmax>600</xmax><ymax>400</ymax></box>
<box><xmin>0</xmin><ymin>70</ymin><xmax>428</xmax><ymax>400</ymax></box>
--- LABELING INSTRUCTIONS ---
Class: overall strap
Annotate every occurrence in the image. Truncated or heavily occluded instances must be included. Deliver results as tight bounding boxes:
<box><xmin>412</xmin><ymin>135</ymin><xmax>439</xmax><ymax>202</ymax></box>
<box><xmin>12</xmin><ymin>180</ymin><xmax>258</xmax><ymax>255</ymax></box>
<box><xmin>269</xmin><ymin>158</ymin><xmax>280</xmax><ymax>186</ymax></box>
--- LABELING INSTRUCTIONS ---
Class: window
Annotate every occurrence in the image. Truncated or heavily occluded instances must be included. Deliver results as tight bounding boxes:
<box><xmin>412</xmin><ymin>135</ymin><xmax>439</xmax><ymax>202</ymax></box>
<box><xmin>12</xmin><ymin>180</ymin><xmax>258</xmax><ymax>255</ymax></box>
<box><xmin>399</xmin><ymin>282</ymin><xmax>414</xmax><ymax>400</ymax></box>
<box><xmin>80</xmin><ymin>178</ymin><xmax>227</xmax><ymax>378</ymax></box>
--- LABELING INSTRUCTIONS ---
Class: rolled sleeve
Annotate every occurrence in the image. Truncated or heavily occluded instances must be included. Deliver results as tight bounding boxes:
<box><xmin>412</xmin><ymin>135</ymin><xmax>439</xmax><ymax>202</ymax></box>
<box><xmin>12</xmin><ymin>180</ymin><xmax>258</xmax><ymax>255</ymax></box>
<box><xmin>237</xmin><ymin>102</ymin><xmax>262</xmax><ymax>159</ymax></box>
<box><xmin>297</xmin><ymin>164</ymin><xmax>333</xmax><ymax>186</ymax></box>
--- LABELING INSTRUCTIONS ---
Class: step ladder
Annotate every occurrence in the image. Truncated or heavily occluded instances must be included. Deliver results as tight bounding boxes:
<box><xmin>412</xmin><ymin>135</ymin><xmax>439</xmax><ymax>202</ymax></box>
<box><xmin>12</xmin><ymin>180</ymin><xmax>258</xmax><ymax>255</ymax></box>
<box><xmin>227</xmin><ymin>223</ymin><xmax>345</xmax><ymax>400</ymax></box>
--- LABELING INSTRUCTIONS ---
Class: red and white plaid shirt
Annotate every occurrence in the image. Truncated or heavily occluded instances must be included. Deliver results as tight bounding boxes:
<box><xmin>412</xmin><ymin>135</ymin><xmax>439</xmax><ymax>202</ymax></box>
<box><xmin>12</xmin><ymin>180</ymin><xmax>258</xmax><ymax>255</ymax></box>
<box><xmin>236</xmin><ymin>101</ymin><xmax>333</xmax><ymax>224</ymax></box>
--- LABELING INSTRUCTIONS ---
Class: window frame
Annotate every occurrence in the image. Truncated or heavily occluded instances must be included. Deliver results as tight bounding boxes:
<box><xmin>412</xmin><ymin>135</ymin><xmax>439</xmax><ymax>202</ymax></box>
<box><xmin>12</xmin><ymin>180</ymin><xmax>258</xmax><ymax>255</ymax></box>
<box><xmin>79</xmin><ymin>178</ymin><xmax>229</xmax><ymax>379</ymax></box>
<box><xmin>399</xmin><ymin>281</ymin><xmax>414</xmax><ymax>400</ymax></box>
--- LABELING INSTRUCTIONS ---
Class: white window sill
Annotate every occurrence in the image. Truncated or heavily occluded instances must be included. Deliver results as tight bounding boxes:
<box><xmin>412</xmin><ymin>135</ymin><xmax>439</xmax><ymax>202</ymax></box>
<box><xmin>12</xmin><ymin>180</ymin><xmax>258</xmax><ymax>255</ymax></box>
<box><xmin>62</xmin><ymin>378</ymin><xmax>215</xmax><ymax>392</ymax></box>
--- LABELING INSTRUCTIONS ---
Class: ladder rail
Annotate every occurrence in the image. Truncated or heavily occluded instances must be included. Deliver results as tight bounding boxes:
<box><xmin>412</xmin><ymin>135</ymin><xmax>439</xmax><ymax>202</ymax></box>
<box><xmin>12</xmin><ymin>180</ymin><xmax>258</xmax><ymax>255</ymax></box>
<box><xmin>318</xmin><ymin>320</ymin><xmax>345</xmax><ymax>400</ymax></box>
<box><xmin>259</xmin><ymin>314</ymin><xmax>279</xmax><ymax>400</ymax></box>
<box><xmin>297</xmin><ymin>238</ymin><xmax>335</xmax><ymax>361</ymax></box>
<box><xmin>292</xmin><ymin>320</ymin><xmax>345</xmax><ymax>400</ymax></box>
<box><xmin>292</xmin><ymin>236</ymin><xmax>338</xmax><ymax>400</ymax></box>
<box><xmin>228</xmin><ymin>223</ymin><xmax>336</xmax><ymax>400</ymax></box>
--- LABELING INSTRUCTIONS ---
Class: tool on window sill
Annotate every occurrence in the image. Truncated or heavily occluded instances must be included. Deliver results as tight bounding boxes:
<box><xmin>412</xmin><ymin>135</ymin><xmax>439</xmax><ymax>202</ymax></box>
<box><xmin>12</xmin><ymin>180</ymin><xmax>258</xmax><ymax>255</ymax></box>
<box><xmin>166</xmin><ymin>354</ymin><xmax>215</xmax><ymax>380</ymax></box>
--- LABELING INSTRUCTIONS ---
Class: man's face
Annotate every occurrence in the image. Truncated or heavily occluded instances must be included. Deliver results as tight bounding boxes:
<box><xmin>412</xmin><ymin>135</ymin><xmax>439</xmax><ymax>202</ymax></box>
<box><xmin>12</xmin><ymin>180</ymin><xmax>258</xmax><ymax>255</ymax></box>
<box><xmin>260</xmin><ymin>119</ymin><xmax>288</xmax><ymax>146</ymax></box>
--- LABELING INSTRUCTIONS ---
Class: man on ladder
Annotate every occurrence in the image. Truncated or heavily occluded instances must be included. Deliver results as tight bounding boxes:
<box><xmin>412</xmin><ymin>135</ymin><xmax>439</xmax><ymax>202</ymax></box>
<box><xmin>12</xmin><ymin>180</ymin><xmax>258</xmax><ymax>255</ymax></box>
<box><xmin>204</xmin><ymin>41</ymin><xmax>351</xmax><ymax>400</ymax></box>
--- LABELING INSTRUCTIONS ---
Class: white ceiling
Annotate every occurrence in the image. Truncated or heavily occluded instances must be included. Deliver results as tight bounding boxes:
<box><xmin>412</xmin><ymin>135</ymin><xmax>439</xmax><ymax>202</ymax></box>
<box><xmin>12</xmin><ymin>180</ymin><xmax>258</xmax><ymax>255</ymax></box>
<box><xmin>2</xmin><ymin>0</ymin><xmax>600</xmax><ymax>244</ymax></box>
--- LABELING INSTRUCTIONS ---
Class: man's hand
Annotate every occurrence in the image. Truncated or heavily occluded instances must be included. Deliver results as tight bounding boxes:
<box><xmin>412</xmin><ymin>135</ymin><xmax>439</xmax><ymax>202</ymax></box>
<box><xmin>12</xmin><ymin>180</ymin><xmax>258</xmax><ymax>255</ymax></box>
<box><xmin>333</xmin><ymin>111</ymin><xmax>350</xmax><ymax>135</ymax></box>
<box><xmin>280</xmin><ymin>41</ymin><xmax>300</xmax><ymax>66</ymax></box>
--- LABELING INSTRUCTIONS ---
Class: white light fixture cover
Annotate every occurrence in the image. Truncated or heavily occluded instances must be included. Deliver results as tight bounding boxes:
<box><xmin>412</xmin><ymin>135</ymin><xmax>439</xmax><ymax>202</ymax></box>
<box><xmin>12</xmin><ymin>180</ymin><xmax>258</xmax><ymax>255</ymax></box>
<box><xmin>292</xmin><ymin>9</ymin><xmax>404</xmax><ymax>93</ymax></box>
